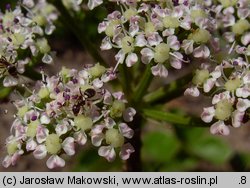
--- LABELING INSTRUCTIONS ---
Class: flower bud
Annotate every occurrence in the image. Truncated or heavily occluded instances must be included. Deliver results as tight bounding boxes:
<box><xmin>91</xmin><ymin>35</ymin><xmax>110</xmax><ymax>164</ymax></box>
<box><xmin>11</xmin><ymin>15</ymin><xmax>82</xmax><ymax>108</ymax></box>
<box><xmin>163</xmin><ymin>16</ymin><xmax>179</xmax><ymax>28</ymax></box>
<box><xmin>11</xmin><ymin>33</ymin><xmax>25</xmax><ymax>46</ymax></box>
<box><xmin>192</xmin><ymin>69</ymin><xmax>209</xmax><ymax>85</ymax></box>
<box><xmin>33</xmin><ymin>15</ymin><xmax>46</xmax><ymax>26</ymax></box>
<box><xmin>232</xmin><ymin>20</ymin><xmax>250</xmax><ymax>35</ymax></box>
<box><xmin>121</xmin><ymin>36</ymin><xmax>134</xmax><ymax>54</ymax></box>
<box><xmin>124</xmin><ymin>8</ymin><xmax>137</xmax><ymax>20</ymax></box>
<box><xmin>89</xmin><ymin>63</ymin><xmax>106</xmax><ymax>78</ymax></box>
<box><xmin>218</xmin><ymin>0</ymin><xmax>237</xmax><ymax>8</ymax></box>
<box><xmin>188</xmin><ymin>29</ymin><xmax>211</xmax><ymax>44</ymax></box>
<box><xmin>215</xmin><ymin>100</ymin><xmax>233</xmax><ymax>120</ymax></box>
<box><xmin>45</xmin><ymin>134</ymin><xmax>61</xmax><ymax>154</ymax></box>
<box><xmin>74</xmin><ymin>115</ymin><xmax>93</xmax><ymax>131</ymax></box>
<box><xmin>38</xmin><ymin>87</ymin><xmax>50</xmax><ymax>99</ymax></box>
<box><xmin>105</xmin><ymin>128</ymin><xmax>124</xmax><ymax>148</ymax></box>
<box><xmin>17</xmin><ymin>105</ymin><xmax>29</xmax><ymax>118</ymax></box>
<box><xmin>190</xmin><ymin>10</ymin><xmax>207</xmax><ymax>21</ymax></box>
<box><xmin>27</xmin><ymin>120</ymin><xmax>39</xmax><ymax>138</ymax></box>
<box><xmin>145</xmin><ymin>22</ymin><xmax>155</xmax><ymax>34</ymax></box>
<box><xmin>7</xmin><ymin>141</ymin><xmax>18</xmax><ymax>155</ymax></box>
<box><xmin>154</xmin><ymin>43</ymin><xmax>170</xmax><ymax>63</ymax></box>
<box><xmin>105</xmin><ymin>20</ymin><xmax>120</xmax><ymax>37</ymax></box>
<box><xmin>110</xmin><ymin>100</ymin><xmax>125</xmax><ymax>118</ymax></box>
<box><xmin>36</xmin><ymin>38</ymin><xmax>51</xmax><ymax>54</ymax></box>
<box><xmin>225</xmin><ymin>78</ymin><xmax>241</xmax><ymax>92</ymax></box>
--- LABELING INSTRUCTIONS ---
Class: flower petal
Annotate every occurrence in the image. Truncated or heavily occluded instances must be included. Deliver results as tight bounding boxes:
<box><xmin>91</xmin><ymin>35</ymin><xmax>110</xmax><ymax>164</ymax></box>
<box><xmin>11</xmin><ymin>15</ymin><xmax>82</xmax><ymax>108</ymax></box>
<box><xmin>210</xmin><ymin>121</ymin><xmax>230</xmax><ymax>135</ymax></box>
<box><xmin>33</xmin><ymin>145</ymin><xmax>47</xmax><ymax>159</ymax></box>
<box><xmin>62</xmin><ymin>137</ymin><xmax>75</xmax><ymax>156</ymax></box>
<box><xmin>201</xmin><ymin>107</ymin><xmax>215</xmax><ymax>123</ymax></box>
<box><xmin>46</xmin><ymin>155</ymin><xmax>65</xmax><ymax>169</ymax></box>
<box><xmin>98</xmin><ymin>146</ymin><xmax>116</xmax><ymax>162</ymax></box>
<box><xmin>119</xmin><ymin>123</ymin><xmax>134</xmax><ymax>139</ymax></box>
<box><xmin>119</xmin><ymin>143</ymin><xmax>135</xmax><ymax>160</ymax></box>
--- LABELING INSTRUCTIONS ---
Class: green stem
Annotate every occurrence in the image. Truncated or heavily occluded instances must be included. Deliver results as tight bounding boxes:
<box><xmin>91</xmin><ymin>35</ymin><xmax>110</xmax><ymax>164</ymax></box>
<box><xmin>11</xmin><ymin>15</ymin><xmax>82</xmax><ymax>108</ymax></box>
<box><xmin>50</xmin><ymin>0</ymin><xmax>106</xmax><ymax>65</ymax></box>
<box><xmin>143</xmin><ymin>73</ymin><xmax>192</xmax><ymax>105</ymax></box>
<box><xmin>142</xmin><ymin>108</ymin><xmax>209</xmax><ymax>127</ymax></box>
<box><xmin>133</xmin><ymin>65</ymin><xmax>153</xmax><ymax>104</ymax></box>
<box><xmin>118</xmin><ymin>63</ymin><xmax>131</xmax><ymax>99</ymax></box>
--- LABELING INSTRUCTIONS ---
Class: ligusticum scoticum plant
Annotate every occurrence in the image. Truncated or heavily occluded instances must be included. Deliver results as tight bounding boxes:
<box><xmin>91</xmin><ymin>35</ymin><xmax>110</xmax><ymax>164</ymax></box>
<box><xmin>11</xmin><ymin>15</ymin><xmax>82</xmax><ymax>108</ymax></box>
<box><xmin>0</xmin><ymin>0</ymin><xmax>250</xmax><ymax>170</ymax></box>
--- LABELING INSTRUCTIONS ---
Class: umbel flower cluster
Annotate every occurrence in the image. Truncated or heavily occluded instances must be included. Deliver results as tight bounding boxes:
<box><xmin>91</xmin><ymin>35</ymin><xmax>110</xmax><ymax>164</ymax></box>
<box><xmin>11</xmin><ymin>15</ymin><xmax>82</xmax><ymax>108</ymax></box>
<box><xmin>1</xmin><ymin>0</ymin><xmax>250</xmax><ymax>169</ymax></box>
<box><xmin>2</xmin><ymin>64</ymin><xmax>135</xmax><ymax>169</ymax></box>
<box><xmin>0</xmin><ymin>0</ymin><xmax>58</xmax><ymax>87</ymax></box>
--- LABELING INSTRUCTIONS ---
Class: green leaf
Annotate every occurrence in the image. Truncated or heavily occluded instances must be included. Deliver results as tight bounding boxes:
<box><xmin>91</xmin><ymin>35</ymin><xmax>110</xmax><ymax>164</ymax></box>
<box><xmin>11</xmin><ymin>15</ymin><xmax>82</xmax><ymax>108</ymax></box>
<box><xmin>142</xmin><ymin>131</ymin><xmax>180</xmax><ymax>163</ymax></box>
<box><xmin>188</xmin><ymin>136</ymin><xmax>233</xmax><ymax>164</ymax></box>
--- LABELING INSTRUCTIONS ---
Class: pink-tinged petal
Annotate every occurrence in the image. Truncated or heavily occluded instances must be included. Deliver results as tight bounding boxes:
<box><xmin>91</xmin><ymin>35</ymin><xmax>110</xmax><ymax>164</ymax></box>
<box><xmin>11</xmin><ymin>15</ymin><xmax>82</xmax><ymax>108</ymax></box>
<box><xmin>36</xmin><ymin>125</ymin><xmax>49</xmax><ymax>143</ymax></box>
<box><xmin>204</xmin><ymin>78</ymin><xmax>215</xmax><ymax>93</ymax></box>
<box><xmin>210</xmin><ymin>66</ymin><xmax>222</xmax><ymax>79</ymax></box>
<box><xmin>46</xmin><ymin>155</ymin><xmax>65</xmax><ymax>169</ymax></box>
<box><xmin>243</xmin><ymin>72</ymin><xmax>250</xmax><ymax>84</ymax></box>
<box><xmin>91</xmin><ymin>124</ymin><xmax>105</xmax><ymax>135</ymax></box>
<box><xmin>56</xmin><ymin>124</ymin><xmax>68</xmax><ymax>136</ymax></box>
<box><xmin>98</xmin><ymin>146</ymin><xmax>116</xmax><ymax>162</ymax></box>
<box><xmin>210</xmin><ymin>121</ymin><xmax>230</xmax><ymax>136</ymax></box>
<box><xmin>11</xmin><ymin>152</ymin><xmax>23</xmax><ymax>166</ymax></box>
<box><xmin>162</xmin><ymin>28</ymin><xmax>175</xmax><ymax>37</ymax></box>
<box><xmin>129</xmin><ymin>24</ymin><xmax>139</xmax><ymax>37</ymax></box>
<box><xmin>193</xmin><ymin>45</ymin><xmax>210</xmax><ymax>58</ymax></box>
<box><xmin>119</xmin><ymin>123</ymin><xmax>134</xmax><ymax>139</ymax></box>
<box><xmin>33</xmin><ymin>145</ymin><xmax>47</xmax><ymax>159</ymax></box>
<box><xmin>119</xmin><ymin>143</ymin><xmax>135</xmax><ymax>160</ymax></box>
<box><xmin>2</xmin><ymin>155</ymin><xmax>12</xmax><ymax>168</ymax></box>
<box><xmin>74</xmin><ymin>131</ymin><xmax>87</xmax><ymax>145</ymax></box>
<box><xmin>91</xmin><ymin>134</ymin><xmax>104</xmax><ymax>146</ymax></box>
<box><xmin>93</xmin><ymin>78</ymin><xmax>103</xmax><ymax>88</ymax></box>
<box><xmin>238</xmin><ymin>8</ymin><xmax>250</xmax><ymax>19</ymax></box>
<box><xmin>100</xmin><ymin>37</ymin><xmax>112</xmax><ymax>50</ymax></box>
<box><xmin>236</xmin><ymin>87</ymin><xmax>250</xmax><ymax>98</ymax></box>
<box><xmin>62</xmin><ymin>137</ymin><xmax>75</xmax><ymax>156</ymax></box>
<box><xmin>167</xmin><ymin>35</ymin><xmax>180</xmax><ymax>50</ymax></box>
<box><xmin>135</xmin><ymin>34</ymin><xmax>147</xmax><ymax>47</ymax></box>
<box><xmin>40</xmin><ymin>114</ymin><xmax>50</xmax><ymax>124</ymax></box>
<box><xmin>98</xmin><ymin>21</ymin><xmax>107</xmax><ymax>33</ymax></box>
<box><xmin>236</xmin><ymin>99</ymin><xmax>250</xmax><ymax>112</ymax></box>
<box><xmin>140</xmin><ymin>48</ymin><xmax>154</xmax><ymax>64</ymax></box>
<box><xmin>170</xmin><ymin>53</ymin><xmax>182</xmax><ymax>69</ymax></box>
<box><xmin>241</xmin><ymin>32</ymin><xmax>250</xmax><ymax>46</ymax></box>
<box><xmin>180</xmin><ymin>16</ymin><xmax>192</xmax><ymax>30</ymax></box>
<box><xmin>212</xmin><ymin>91</ymin><xmax>231</xmax><ymax>104</ymax></box>
<box><xmin>184</xmin><ymin>87</ymin><xmax>200</xmax><ymax>97</ymax></box>
<box><xmin>147</xmin><ymin>33</ymin><xmax>163</xmax><ymax>46</ymax></box>
<box><xmin>115</xmin><ymin>50</ymin><xmax>125</xmax><ymax>64</ymax></box>
<box><xmin>26</xmin><ymin>139</ymin><xmax>37</xmax><ymax>151</ymax></box>
<box><xmin>103</xmin><ymin>90</ymin><xmax>112</xmax><ymax>104</ymax></box>
<box><xmin>125</xmin><ymin>53</ymin><xmax>138</xmax><ymax>67</ymax></box>
<box><xmin>123</xmin><ymin>107</ymin><xmax>136</xmax><ymax>122</ymax></box>
<box><xmin>105</xmin><ymin>117</ymin><xmax>116</xmax><ymax>128</ymax></box>
<box><xmin>87</xmin><ymin>0</ymin><xmax>103</xmax><ymax>10</ymax></box>
<box><xmin>232</xmin><ymin>110</ymin><xmax>244</xmax><ymax>128</ymax></box>
<box><xmin>201</xmin><ymin>107</ymin><xmax>215</xmax><ymax>123</ymax></box>
<box><xmin>181</xmin><ymin>39</ymin><xmax>193</xmax><ymax>54</ymax></box>
<box><xmin>151</xmin><ymin>64</ymin><xmax>168</xmax><ymax>77</ymax></box>
<box><xmin>209</xmin><ymin>38</ymin><xmax>220</xmax><ymax>52</ymax></box>
<box><xmin>3</xmin><ymin>75</ymin><xmax>18</xmax><ymax>87</ymax></box>
<box><xmin>42</xmin><ymin>54</ymin><xmax>53</xmax><ymax>64</ymax></box>
<box><xmin>22</xmin><ymin>0</ymin><xmax>35</xmax><ymax>8</ymax></box>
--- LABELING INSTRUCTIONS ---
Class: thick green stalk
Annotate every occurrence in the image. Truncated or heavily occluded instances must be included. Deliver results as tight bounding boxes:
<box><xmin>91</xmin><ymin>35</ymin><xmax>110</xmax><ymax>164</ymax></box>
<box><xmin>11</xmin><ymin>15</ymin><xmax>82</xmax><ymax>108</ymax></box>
<box><xmin>50</xmin><ymin>0</ymin><xmax>106</xmax><ymax>65</ymax></box>
<box><xmin>133</xmin><ymin>65</ymin><xmax>153</xmax><ymax>104</ymax></box>
<box><xmin>142</xmin><ymin>108</ymin><xmax>209</xmax><ymax>127</ymax></box>
<box><xmin>143</xmin><ymin>73</ymin><xmax>193</xmax><ymax>105</ymax></box>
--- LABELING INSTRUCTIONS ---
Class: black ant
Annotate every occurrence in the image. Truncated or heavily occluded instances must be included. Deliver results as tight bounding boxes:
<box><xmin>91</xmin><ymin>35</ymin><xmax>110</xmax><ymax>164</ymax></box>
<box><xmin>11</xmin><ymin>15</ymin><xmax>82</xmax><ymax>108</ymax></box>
<box><xmin>72</xmin><ymin>88</ymin><xmax>96</xmax><ymax>116</ymax></box>
<box><xmin>0</xmin><ymin>56</ymin><xmax>18</xmax><ymax>78</ymax></box>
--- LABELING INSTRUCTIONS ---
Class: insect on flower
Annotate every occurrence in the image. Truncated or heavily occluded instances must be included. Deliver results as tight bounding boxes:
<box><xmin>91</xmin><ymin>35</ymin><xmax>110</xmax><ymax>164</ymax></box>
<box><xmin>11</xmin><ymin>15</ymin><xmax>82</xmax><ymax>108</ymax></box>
<box><xmin>0</xmin><ymin>56</ymin><xmax>18</xmax><ymax>78</ymax></box>
<box><xmin>72</xmin><ymin>88</ymin><xmax>97</xmax><ymax>116</ymax></box>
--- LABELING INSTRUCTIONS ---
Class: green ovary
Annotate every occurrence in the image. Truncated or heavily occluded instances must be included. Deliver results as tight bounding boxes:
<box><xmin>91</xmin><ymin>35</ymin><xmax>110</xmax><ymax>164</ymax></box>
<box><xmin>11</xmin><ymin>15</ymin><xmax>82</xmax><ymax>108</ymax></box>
<box><xmin>232</xmin><ymin>20</ymin><xmax>250</xmax><ymax>35</ymax></box>
<box><xmin>163</xmin><ymin>16</ymin><xmax>180</xmax><ymax>28</ymax></box>
<box><xmin>154</xmin><ymin>43</ymin><xmax>170</xmax><ymax>63</ymax></box>
<box><xmin>74</xmin><ymin>115</ymin><xmax>93</xmax><ymax>131</ymax></box>
<box><xmin>192</xmin><ymin>69</ymin><xmax>210</xmax><ymax>85</ymax></box>
<box><xmin>121</xmin><ymin>36</ymin><xmax>134</xmax><ymax>54</ymax></box>
<box><xmin>45</xmin><ymin>134</ymin><xmax>61</xmax><ymax>155</ymax></box>
<box><xmin>225</xmin><ymin>78</ymin><xmax>241</xmax><ymax>92</ymax></box>
<box><xmin>215</xmin><ymin>100</ymin><xmax>233</xmax><ymax>120</ymax></box>
<box><xmin>7</xmin><ymin>141</ymin><xmax>18</xmax><ymax>155</ymax></box>
<box><xmin>188</xmin><ymin>29</ymin><xmax>211</xmax><ymax>43</ymax></box>
<box><xmin>105</xmin><ymin>128</ymin><xmax>124</xmax><ymax>148</ymax></box>
<box><xmin>27</xmin><ymin>120</ymin><xmax>40</xmax><ymax>138</ymax></box>
<box><xmin>110</xmin><ymin>100</ymin><xmax>126</xmax><ymax>118</ymax></box>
